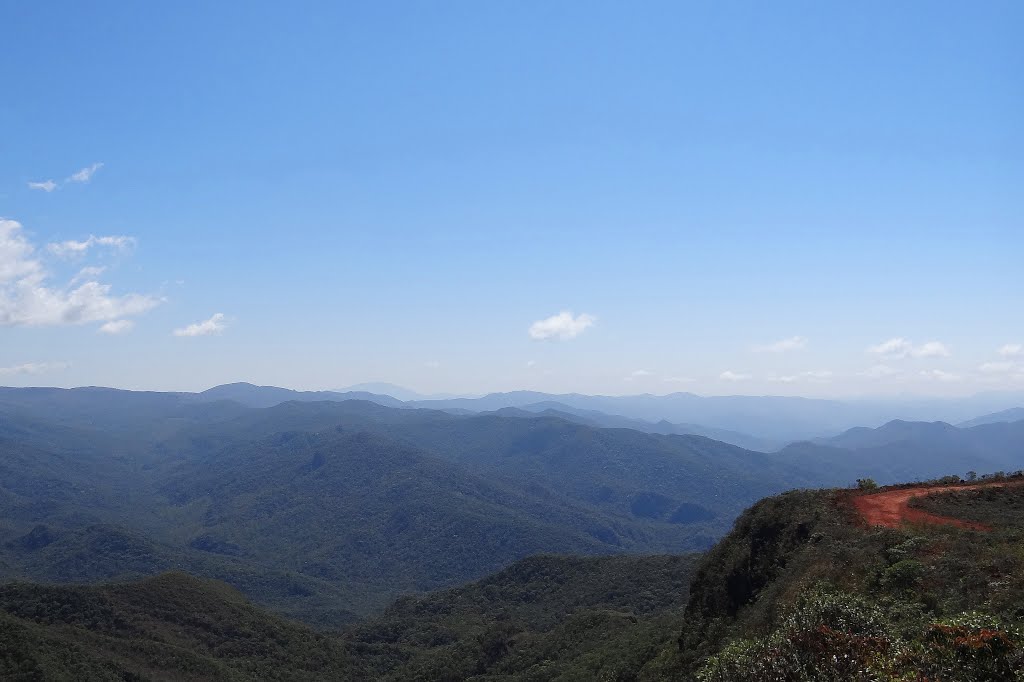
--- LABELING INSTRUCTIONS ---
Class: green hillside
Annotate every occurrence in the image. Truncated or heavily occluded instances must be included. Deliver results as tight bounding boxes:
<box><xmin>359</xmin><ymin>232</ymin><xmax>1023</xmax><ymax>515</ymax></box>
<box><xmin>0</xmin><ymin>572</ymin><xmax>356</xmax><ymax>681</ymax></box>
<box><xmin>666</xmin><ymin>475</ymin><xmax>1024</xmax><ymax>680</ymax></box>
<box><xmin>347</xmin><ymin>553</ymin><xmax>699</xmax><ymax>680</ymax></box>
<box><xmin>0</xmin><ymin>392</ymin><xmax>810</xmax><ymax>621</ymax></box>
<box><xmin>3</xmin><ymin>477</ymin><xmax>1024</xmax><ymax>680</ymax></box>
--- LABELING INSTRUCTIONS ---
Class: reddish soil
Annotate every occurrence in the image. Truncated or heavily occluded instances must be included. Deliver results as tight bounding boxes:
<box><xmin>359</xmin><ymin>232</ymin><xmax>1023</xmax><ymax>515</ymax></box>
<box><xmin>851</xmin><ymin>481</ymin><xmax>1024</xmax><ymax>531</ymax></box>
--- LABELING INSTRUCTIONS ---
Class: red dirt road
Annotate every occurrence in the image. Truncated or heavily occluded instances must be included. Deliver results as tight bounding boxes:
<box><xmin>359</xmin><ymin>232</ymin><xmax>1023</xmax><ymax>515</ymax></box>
<box><xmin>851</xmin><ymin>481</ymin><xmax>1024</xmax><ymax>530</ymax></box>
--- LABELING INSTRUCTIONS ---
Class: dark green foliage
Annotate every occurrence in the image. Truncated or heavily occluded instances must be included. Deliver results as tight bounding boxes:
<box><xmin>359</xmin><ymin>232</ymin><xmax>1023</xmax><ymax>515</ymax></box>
<box><xmin>345</xmin><ymin>553</ymin><xmax>700</xmax><ymax>680</ymax></box>
<box><xmin>911</xmin><ymin>483</ymin><xmax>1024</xmax><ymax>527</ymax></box>
<box><xmin>0</xmin><ymin>572</ymin><xmax>356</xmax><ymax>680</ymax></box>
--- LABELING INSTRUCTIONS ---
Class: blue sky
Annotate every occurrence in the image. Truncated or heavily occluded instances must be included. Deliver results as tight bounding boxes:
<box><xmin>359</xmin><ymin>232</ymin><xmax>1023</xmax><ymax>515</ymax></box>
<box><xmin>1</xmin><ymin>1</ymin><xmax>1021</xmax><ymax>396</ymax></box>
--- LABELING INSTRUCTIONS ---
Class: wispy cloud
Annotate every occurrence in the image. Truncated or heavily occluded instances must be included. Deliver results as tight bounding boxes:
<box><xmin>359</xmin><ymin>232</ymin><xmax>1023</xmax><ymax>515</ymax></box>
<box><xmin>28</xmin><ymin>180</ymin><xmax>57</xmax><ymax>192</ymax></box>
<box><xmin>998</xmin><ymin>344</ymin><xmax>1023</xmax><ymax>358</ymax></box>
<box><xmin>771</xmin><ymin>370</ymin><xmax>833</xmax><ymax>383</ymax></box>
<box><xmin>919</xmin><ymin>369</ymin><xmax>959</xmax><ymax>382</ymax></box>
<box><xmin>0</xmin><ymin>218</ymin><xmax>160</xmax><ymax>327</ymax></box>
<box><xmin>753</xmin><ymin>336</ymin><xmax>807</xmax><ymax>353</ymax></box>
<box><xmin>979</xmin><ymin>361</ymin><xmax>1014</xmax><ymax>374</ymax></box>
<box><xmin>862</xmin><ymin>364</ymin><xmax>900</xmax><ymax>378</ymax></box>
<box><xmin>624</xmin><ymin>369</ymin><xmax>653</xmax><ymax>381</ymax></box>
<box><xmin>48</xmin><ymin>235</ymin><xmax>135</xmax><ymax>259</ymax></box>
<box><xmin>67</xmin><ymin>162</ymin><xmax>104</xmax><ymax>184</ymax></box>
<box><xmin>98</xmin><ymin>319</ymin><xmax>134</xmax><ymax>335</ymax></box>
<box><xmin>173</xmin><ymin>313</ymin><xmax>227</xmax><ymax>337</ymax></box>
<box><xmin>27</xmin><ymin>163</ymin><xmax>105</xmax><ymax>192</ymax></box>
<box><xmin>0</xmin><ymin>361</ymin><xmax>69</xmax><ymax>376</ymax></box>
<box><xmin>977</xmin><ymin>361</ymin><xmax>1024</xmax><ymax>385</ymax></box>
<box><xmin>71</xmin><ymin>266</ymin><xmax>107</xmax><ymax>284</ymax></box>
<box><xmin>663</xmin><ymin>376</ymin><xmax>695</xmax><ymax>384</ymax></box>
<box><xmin>528</xmin><ymin>311</ymin><xmax>595</xmax><ymax>341</ymax></box>
<box><xmin>867</xmin><ymin>337</ymin><xmax>950</xmax><ymax>359</ymax></box>
<box><xmin>720</xmin><ymin>370</ymin><xmax>752</xmax><ymax>382</ymax></box>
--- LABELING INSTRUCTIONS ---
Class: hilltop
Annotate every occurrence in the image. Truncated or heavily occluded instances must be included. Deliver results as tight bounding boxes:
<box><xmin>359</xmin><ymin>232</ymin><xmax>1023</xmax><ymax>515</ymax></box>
<box><xmin>669</xmin><ymin>473</ymin><xmax>1024</xmax><ymax>679</ymax></box>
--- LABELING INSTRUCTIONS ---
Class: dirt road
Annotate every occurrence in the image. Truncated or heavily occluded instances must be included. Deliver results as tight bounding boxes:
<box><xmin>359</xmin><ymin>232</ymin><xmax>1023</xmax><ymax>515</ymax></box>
<box><xmin>851</xmin><ymin>481</ymin><xmax>1024</xmax><ymax>530</ymax></box>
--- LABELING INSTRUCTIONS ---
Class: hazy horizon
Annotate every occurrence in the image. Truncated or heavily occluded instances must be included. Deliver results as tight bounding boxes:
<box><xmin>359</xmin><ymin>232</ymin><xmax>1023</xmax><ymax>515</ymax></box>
<box><xmin>3</xmin><ymin>2</ymin><xmax>1021</xmax><ymax>398</ymax></box>
<box><xmin>3</xmin><ymin>378</ymin><xmax>1024</xmax><ymax>406</ymax></box>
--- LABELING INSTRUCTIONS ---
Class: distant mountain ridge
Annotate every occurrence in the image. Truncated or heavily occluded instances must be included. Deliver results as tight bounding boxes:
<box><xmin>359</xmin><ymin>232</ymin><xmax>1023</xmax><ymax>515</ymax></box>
<box><xmin>959</xmin><ymin>406</ymin><xmax>1024</xmax><ymax>428</ymax></box>
<box><xmin>8</xmin><ymin>382</ymin><xmax>1022</xmax><ymax>445</ymax></box>
<box><xmin>198</xmin><ymin>382</ymin><xmax>404</xmax><ymax>408</ymax></box>
<box><xmin>194</xmin><ymin>383</ymin><xmax>1024</xmax><ymax>444</ymax></box>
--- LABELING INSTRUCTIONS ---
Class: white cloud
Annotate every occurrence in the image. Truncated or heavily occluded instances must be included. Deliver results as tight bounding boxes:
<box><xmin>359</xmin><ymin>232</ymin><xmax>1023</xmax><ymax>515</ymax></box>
<box><xmin>868</xmin><ymin>337</ymin><xmax>913</xmax><ymax>358</ymax></box>
<box><xmin>28</xmin><ymin>180</ymin><xmax>57</xmax><ymax>192</ymax></box>
<box><xmin>173</xmin><ymin>313</ymin><xmax>227</xmax><ymax>337</ymax></box>
<box><xmin>753</xmin><ymin>336</ymin><xmax>807</xmax><ymax>353</ymax></box>
<box><xmin>0</xmin><ymin>219</ymin><xmax>160</xmax><ymax>327</ymax></box>
<box><xmin>0</xmin><ymin>361</ymin><xmax>69</xmax><ymax>376</ymax></box>
<box><xmin>663</xmin><ymin>376</ymin><xmax>695</xmax><ymax>384</ymax></box>
<box><xmin>913</xmin><ymin>341</ymin><xmax>950</xmax><ymax>358</ymax></box>
<box><xmin>525</xmin><ymin>360</ymin><xmax>537</xmax><ymax>368</ymax></box>
<box><xmin>72</xmin><ymin>266</ymin><xmax>107</xmax><ymax>284</ymax></box>
<box><xmin>998</xmin><ymin>344</ymin><xmax>1023</xmax><ymax>358</ymax></box>
<box><xmin>98</xmin><ymin>319</ymin><xmax>134</xmax><ymax>335</ymax></box>
<box><xmin>528</xmin><ymin>311</ymin><xmax>595</xmax><ymax>341</ymax></box>
<box><xmin>772</xmin><ymin>370</ymin><xmax>833</xmax><ymax>383</ymax></box>
<box><xmin>624</xmin><ymin>369</ymin><xmax>653</xmax><ymax>381</ymax></box>
<box><xmin>920</xmin><ymin>369</ymin><xmax>959</xmax><ymax>382</ymax></box>
<box><xmin>720</xmin><ymin>370</ymin><xmax>752</xmax><ymax>382</ymax></box>
<box><xmin>48</xmin><ymin>235</ymin><xmax>135</xmax><ymax>259</ymax></box>
<box><xmin>867</xmin><ymin>337</ymin><xmax>950</xmax><ymax>359</ymax></box>
<box><xmin>979</xmin><ymin>361</ymin><xmax>1014</xmax><ymax>374</ymax></box>
<box><xmin>67</xmin><ymin>162</ymin><xmax>104</xmax><ymax>184</ymax></box>
<box><xmin>862</xmin><ymin>364</ymin><xmax>900</xmax><ymax>378</ymax></box>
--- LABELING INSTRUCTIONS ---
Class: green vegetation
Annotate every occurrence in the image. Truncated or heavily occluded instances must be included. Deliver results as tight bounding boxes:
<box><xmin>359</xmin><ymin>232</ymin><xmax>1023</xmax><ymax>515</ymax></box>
<box><xmin>0</xmin><ymin>392</ymin><xmax>812</xmax><ymax>621</ymax></box>
<box><xmin>0</xmin><ymin>572</ymin><xmax>356</xmax><ymax>680</ymax></box>
<box><xmin>911</xmin><ymin>482</ymin><xmax>1024</xmax><ymax>527</ymax></box>
<box><xmin>346</xmin><ymin>554</ymin><xmax>699</xmax><ymax>680</ymax></box>
<box><xmin>3</xmin><ymin>387</ymin><xmax>1024</xmax><ymax>679</ymax></box>
<box><xmin>0</xmin><ymin>556</ymin><xmax>697</xmax><ymax>681</ymax></box>
<box><xmin>664</xmin><ymin>477</ymin><xmax>1024</xmax><ymax>680</ymax></box>
<box><xmin>4</xmin><ymin>476</ymin><xmax>1024</xmax><ymax>680</ymax></box>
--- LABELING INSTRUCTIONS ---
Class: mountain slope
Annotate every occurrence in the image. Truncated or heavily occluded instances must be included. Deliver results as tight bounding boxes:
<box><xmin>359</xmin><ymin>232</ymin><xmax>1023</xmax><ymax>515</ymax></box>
<box><xmin>158</xmin><ymin>428</ymin><xmax>664</xmax><ymax>612</ymax></box>
<box><xmin>959</xmin><ymin>406</ymin><xmax>1024</xmax><ymax>428</ymax></box>
<box><xmin>504</xmin><ymin>401</ymin><xmax>780</xmax><ymax>451</ymax></box>
<box><xmin>196</xmin><ymin>382</ymin><xmax>404</xmax><ymax>408</ymax></box>
<box><xmin>347</xmin><ymin>554</ymin><xmax>700</xmax><ymax>680</ymax></box>
<box><xmin>0</xmin><ymin>572</ymin><xmax>356</xmax><ymax>680</ymax></box>
<box><xmin>155</xmin><ymin>399</ymin><xmax>811</xmax><ymax>536</ymax></box>
<box><xmin>661</xmin><ymin>476</ymin><xmax>1024</xmax><ymax>680</ymax></box>
<box><xmin>778</xmin><ymin>418</ymin><xmax>1024</xmax><ymax>485</ymax></box>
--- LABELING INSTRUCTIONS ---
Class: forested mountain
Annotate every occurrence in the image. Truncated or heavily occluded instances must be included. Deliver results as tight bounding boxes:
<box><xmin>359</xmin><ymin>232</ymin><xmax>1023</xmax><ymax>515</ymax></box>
<box><xmin>0</xmin><ymin>388</ymin><xmax>807</xmax><ymax>623</ymax></box>
<box><xmin>346</xmin><ymin>554</ymin><xmax>700</xmax><ymax>680</ymax></box>
<box><xmin>491</xmin><ymin>402</ymin><xmax>780</xmax><ymax>451</ymax></box>
<box><xmin>2</xmin><ymin>384</ymin><xmax>1023</xmax><ymax>630</ymax></box>
<box><xmin>5</xmin><ymin>477</ymin><xmax>1023</xmax><ymax>681</ymax></box>
<box><xmin>407</xmin><ymin>390</ymin><xmax>1024</xmax><ymax>442</ymax></box>
<box><xmin>779</xmin><ymin>418</ymin><xmax>1024</xmax><ymax>485</ymax></box>
<box><xmin>0</xmin><ymin>572</ymin><xmax>356</xmax><ymax>680</ymax></box>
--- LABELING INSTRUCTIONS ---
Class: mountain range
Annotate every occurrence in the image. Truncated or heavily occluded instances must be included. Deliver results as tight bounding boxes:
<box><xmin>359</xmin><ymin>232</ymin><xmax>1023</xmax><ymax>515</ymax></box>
<box><xmin>1</xmin><ymin>382</ymin><xmax>1022</xmax><ymax>627</ymax></box>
